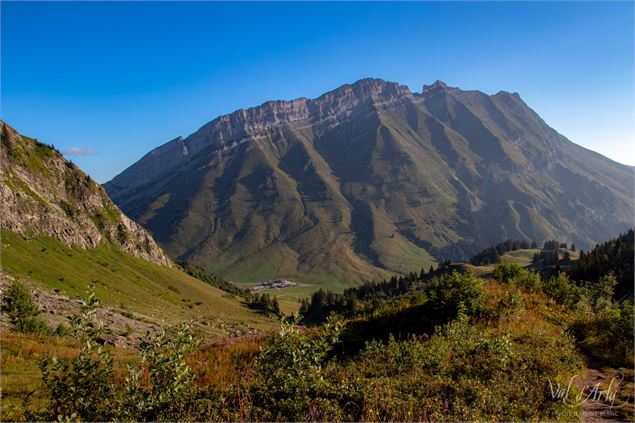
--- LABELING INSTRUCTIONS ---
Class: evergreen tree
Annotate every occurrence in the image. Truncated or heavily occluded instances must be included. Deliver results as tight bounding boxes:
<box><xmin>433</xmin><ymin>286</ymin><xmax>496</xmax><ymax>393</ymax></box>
<box><xmin>419</xmin><ymin>267</ymin><xmax>426</xmax><ymax>280</ymax></box>
<box><xmin>2</xmin><ymin>281</ymin><xmax>44</xmax><ymax>333</ymax></box>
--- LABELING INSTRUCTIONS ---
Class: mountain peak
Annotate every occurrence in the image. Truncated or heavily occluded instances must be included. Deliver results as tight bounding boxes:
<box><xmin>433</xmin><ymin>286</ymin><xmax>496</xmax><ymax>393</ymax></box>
<box><xmin>320</xmin><ymin>77</ymin><xmax>412</xmax><ymax>102</ymax></box>
<box><xmin>422</xmin><ymin>80</ymin><xmax>450</xmax><ymax>93</ymax></box>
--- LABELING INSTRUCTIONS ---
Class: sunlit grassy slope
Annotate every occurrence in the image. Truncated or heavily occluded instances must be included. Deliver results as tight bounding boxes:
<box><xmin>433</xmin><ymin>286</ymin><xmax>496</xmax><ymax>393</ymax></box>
<box><xmin>500</xmin><ymin>248</ymin><xmax>541</xmax><ymax>266</ymax></box>
<box><xmin>1</xmin><ymin>229</ymin><xmax>276</xmax><ymax>334</ymax></box>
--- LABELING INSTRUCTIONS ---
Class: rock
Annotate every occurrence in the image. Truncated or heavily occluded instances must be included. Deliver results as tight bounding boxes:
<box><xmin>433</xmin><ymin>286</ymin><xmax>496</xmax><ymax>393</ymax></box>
<box><xmin>0</xmin><ymin>121</ymin><xmax>172</xmax><ymax>267</ymax></box>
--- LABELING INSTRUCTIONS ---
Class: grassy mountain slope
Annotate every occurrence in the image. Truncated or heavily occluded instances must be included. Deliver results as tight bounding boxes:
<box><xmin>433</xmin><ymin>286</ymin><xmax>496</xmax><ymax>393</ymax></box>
<box><xmin>0</xmin><ymin>121</ymin><xmax>275</xmax><ymax>334</ymax></box>
<box><xmin>105</xmin><ymin>79</ymin><xmax>634</xmax><ymax>287</ymax></box>
<box><xmin>1</xmin><ymin>230</ymin><xmax>273</xmax><ymax>334</ymax></box>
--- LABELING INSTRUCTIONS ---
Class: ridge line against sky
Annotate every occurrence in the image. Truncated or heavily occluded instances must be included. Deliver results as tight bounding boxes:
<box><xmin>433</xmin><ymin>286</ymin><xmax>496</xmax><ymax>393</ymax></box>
<box><xmin>1</xmin><ymin>0</ymin><xmax>633</xmax><ymax>182</ymax></box>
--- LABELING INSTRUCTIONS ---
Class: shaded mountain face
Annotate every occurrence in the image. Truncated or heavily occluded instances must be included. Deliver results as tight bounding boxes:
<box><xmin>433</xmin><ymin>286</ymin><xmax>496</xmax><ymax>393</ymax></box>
<box><xmin>105</xmin><ymin>79</ymin><xmax>634</xmax><ymax>285</ymax></box>
<box><xmin>1</xmin><ymin>121</ymin><xmax>171</xmax><ymax>267</ymax></box>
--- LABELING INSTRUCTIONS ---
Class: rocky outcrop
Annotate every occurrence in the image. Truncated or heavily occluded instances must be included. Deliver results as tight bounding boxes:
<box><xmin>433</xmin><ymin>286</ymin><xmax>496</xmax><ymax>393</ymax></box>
<box><xmin>0</xmin><ymin>121</ymin><xmax>172</xmax><ymax>267</ymax></box>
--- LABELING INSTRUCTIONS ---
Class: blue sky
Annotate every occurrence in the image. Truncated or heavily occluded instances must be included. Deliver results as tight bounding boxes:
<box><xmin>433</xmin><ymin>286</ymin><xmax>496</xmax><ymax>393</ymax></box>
<box><xmin>2</xmin><ymin>1</ymin><xmax>633</xmax><ymax>182</ymax></box>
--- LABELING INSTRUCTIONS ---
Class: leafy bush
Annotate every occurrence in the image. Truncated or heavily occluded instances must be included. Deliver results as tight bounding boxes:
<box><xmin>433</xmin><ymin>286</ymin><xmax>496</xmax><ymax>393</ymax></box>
<box><xmin>34</xmin><ymin>294</ymin><xmax>202</xmax><ymax>422</ymax></box>
<box><xmin>2</xmin><ymin>281</ymin><xmax>47</xmax><ymax>333</ymax></box>
<box><xmin>573</xmin><ymin>297</ymin><xmax>634</xmax><ymax>367</ymax></box>
<box><xmin>343</xmin><ymin>310</ymin><xmax>578</xmax><ymax>421</ymax></box>
<box><xmin>37</xmin><ymin>294</ymin><xmax>115</xmax><ymax>421</ymax></box>
<box><xmin>492</xmin><ymin>262</ymin><xmax>523</xmax><ymax>283</ymax></box>
<box><xmin>425</xmin><ymin>271</ymin><xmax>484</xmax><ymax>319</ymax></box>
<box><xmin>250</xmin><ymin>318</ymin><xmax>346</xmax><ymax>421</ymax></box>
<box><xmin>513</xmin><ymin>269</ymin><xmax>543</xmax><ymax>290</ymax></box>
<box><xmin>481</xmin><ymin>287</ymin><xmax>525</xmax><ymax>324</ymax></box>
<box><xmin>492</xmin><ymin>262</ymin><xmax>542</xmax><ymax>290</ymax></box>
<box><xmin>117</xmin><ymin>323</ymin><xmax>201</xmax><ymax>421</ymax></box>
<box><xmin>543</xmin><ymin>272</ymin><xmax>587</xmax><ymax>308</ymax></box>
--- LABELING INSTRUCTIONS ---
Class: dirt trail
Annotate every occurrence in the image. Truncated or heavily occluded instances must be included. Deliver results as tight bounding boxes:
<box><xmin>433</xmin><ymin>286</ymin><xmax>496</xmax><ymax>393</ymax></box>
<box><xmin>573</xmin><ymin>355</ymin><xmax>632</xmax><ymax>423</ymax></box>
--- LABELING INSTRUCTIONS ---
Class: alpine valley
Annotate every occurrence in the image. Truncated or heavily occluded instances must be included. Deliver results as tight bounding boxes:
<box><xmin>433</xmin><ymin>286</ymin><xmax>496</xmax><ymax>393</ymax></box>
<box><xmin>105</xmin><ymin>78</ymin><xmax>633</xmax><ymax>287</ymax></box>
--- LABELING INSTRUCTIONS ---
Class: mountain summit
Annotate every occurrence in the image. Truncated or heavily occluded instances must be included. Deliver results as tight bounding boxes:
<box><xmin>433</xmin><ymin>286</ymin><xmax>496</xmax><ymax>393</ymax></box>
<box><xmin>105</xmin><ymin>79</ymin><xmax>634</xmax><ymax>285</ymax></box>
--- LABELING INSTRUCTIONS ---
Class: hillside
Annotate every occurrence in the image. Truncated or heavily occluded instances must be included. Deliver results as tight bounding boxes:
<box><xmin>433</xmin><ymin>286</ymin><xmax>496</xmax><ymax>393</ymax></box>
<box><xmin>105</xmin><ymin>78</ymin><xmax>634</xmax><ymax>286</ymax></box>
<box><xmin>0</xmin><ymin>121</ymin><xmax>275</xmax><ymax>336</ymax></box>
<box><xmin>1</xmin><ymin>121</ymin><xmax>170</xmax><ymax>266</ymax></box>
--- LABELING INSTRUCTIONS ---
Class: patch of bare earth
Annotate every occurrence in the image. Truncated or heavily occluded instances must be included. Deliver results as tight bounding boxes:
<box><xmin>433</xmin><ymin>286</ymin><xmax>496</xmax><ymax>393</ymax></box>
<box><xmin>573</xmin><ymin>356</ymin><xmax>634</xmax><ymax>423</ymax></box>
<box><xmin>0</xmin><ymin>273</ymin><xmax>158</xmax><ymax>348</ymax></box>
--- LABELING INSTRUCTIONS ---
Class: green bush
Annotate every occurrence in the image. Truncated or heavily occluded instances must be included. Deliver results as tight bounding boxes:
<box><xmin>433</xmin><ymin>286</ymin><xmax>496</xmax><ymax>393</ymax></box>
<box><xmin>343</xmin><ymin>311</ymin><xmax>578</xmax><ymax>421</ymax></box>
<box><xmin>492</xmin><ymin>262</ymin><xmax>523</xmax><ymax>283</ymax></box>
<box><xmin>37</xmin><ymin>294</ymin><xmax>115</xmax><ymax>421</ymax></box>
<box><xmin>34</xmin><ymin>294</ymin><xmax>202</xmax><ymax>422</ymax></box>
<box><xmin>117</xmin><ymin>323</ymin><xmax>201</xmax><ymax>421</ymax></box>
<box><xmin>513</xmin><ymin>269</ymin><xmax>543</xmax><ymax>290</ymax></box>
<box><xmin>493</xmin><ymin>262</ymin><xmax>542</xmax><ymax>290</ymax></box>
<box><xmin>573</xmin><ymin>298</ymin><xmax>634</xmax><ymax>367</ymax></box>
<box><xmin>425</xmin><ymin>271</ymin><xmax>485</xmax><ymax>319</ymax></box>
<box><xmin>2</xmin><ymin>281</ymin><xmax>46</xmax><ymax>333</ymax></box>
<box><xmin>543</xmin><ymin>272</ymin><xmax>587</xmax><ymax>308</ymax></box>
<box><xmin>250</xmin><ymin>318</ymin><xmax>347</xmax><ymax>421</ymax></box>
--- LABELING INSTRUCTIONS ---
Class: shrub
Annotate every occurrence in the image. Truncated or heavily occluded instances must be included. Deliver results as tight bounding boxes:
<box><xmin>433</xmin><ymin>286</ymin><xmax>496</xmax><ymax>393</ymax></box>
<box><xmin>34</xmin><ymin>293</ymin><xmax>202</xmax><ymax>422</ymax></box>
<box><xmin>573</xmin><ymin>298</ymin><xmax>634</xmax><ymax>368</ymax></box>
<box><xmin>2</xmin><ymin>281</ymin><xmax>46</xmax><ymax>333</ymax></box>
<box><xmin>37</xmin><ymin>294</ymin><xmax>115</xmax><ymax>421</ymax></box>
<box><xmin>344</xmin><ymin>310</ymin><xmax>576</xmax><ymax>421</ymax></box>
<box><xmin>543</xmin><ymin>272</ymin><xmax>587</xmax><ymax>308</ymax></box>
<box><xmin>250</xmin><ymin>318</ymin><xmax>346</xmax><ymax>421</ymax></box>
<box><xmin>425</xmin><ymin>271</ymin><xmax>484</xmax><ymax>319</ymax></box>
<box><xmin>116</xmin><ymin>323</ymin><xmax>201</xmax><ymax>421</ymax></box>
<box><xmin>513</xmin><ymin>269</ymin><xmax>543</xmax><ymax>290</ymax></box>
<box><xmin>492</xmin><ymin>262</ymin><xmax>523</xmax><ymax>283</ymax></box>
<box><xmin>481</xmin><ymin>287</ymin><xmax>525</xmax><ymax>324</ymax></box>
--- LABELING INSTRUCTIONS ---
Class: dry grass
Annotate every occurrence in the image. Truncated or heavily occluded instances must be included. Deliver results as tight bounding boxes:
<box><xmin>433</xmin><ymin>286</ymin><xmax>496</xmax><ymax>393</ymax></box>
<box><xmin>0</xmin><ymin>329</ymin><xmax>271</xmax><ymax>420</ymax></box>
<box><xmin>0</xmin><ymin>330</ymin><xmax>138</xmax><ymax>420</ymax></box>
<box><xmin>190</xmin><ymin>335</ymin><xmax>267</xmax><ymax>386</ymax></box>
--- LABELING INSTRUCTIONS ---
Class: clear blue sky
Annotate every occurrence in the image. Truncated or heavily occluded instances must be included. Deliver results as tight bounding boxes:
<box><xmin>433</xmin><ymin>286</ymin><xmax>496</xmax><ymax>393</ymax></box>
<box><xmin>2</xmin><ymin>1</ymin><xmax>633</xmax><ymax>182</ymax></box>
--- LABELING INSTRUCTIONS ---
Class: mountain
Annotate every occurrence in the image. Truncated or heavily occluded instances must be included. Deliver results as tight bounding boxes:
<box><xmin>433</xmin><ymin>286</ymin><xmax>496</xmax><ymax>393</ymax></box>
<box><xmin>1</xmin><ymin>121</ymin><xmax>170</xmax><ymax>266</ymax></box>
<box><xmin>0</xmin><ymin>120</ymin><xmax>275</xmax><ymax>335</ymax></box>
<box><xmin>105</xmin><ymin>79</ymin><xmax>634</xmax><ymax>286</ymax></box>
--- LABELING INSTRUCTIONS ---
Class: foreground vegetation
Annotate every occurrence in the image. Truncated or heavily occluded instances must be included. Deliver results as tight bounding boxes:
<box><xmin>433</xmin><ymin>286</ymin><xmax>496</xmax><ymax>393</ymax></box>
<box><xmin>2</xmin><ymin>257</ymin><xmax>633</xmax><ymax>421</ymax></box>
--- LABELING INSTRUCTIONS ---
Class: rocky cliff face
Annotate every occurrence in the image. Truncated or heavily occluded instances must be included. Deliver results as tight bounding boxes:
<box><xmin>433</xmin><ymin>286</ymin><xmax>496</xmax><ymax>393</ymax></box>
<box><xmin>105</xmin><ymin>79</ymin><xmax>634</xmax><ymax>285</ymax></box>
<box><xmin>1</xmin><ymin>121</ymin><xmax>172</xmax><ymax>267</ymax></box>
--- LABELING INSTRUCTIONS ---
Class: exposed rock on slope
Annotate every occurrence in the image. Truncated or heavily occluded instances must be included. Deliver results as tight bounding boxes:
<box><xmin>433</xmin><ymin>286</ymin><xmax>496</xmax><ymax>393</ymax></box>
<box><xmin>105</xmin><ymin>79</ymin><xmax>634</xmax><ymax>285</ymax></box>
<box><xmin>1</xmin><ymin>120</ymin><xmax>172</xmax><ymax>267</ymax></box>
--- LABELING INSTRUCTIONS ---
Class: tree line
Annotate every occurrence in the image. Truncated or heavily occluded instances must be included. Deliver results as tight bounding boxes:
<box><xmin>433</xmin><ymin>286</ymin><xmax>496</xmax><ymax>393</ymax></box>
<box><xmin>568</xmin><ymin>229</ymin><xmax>633</xmax><ymax>299</ymax></box>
